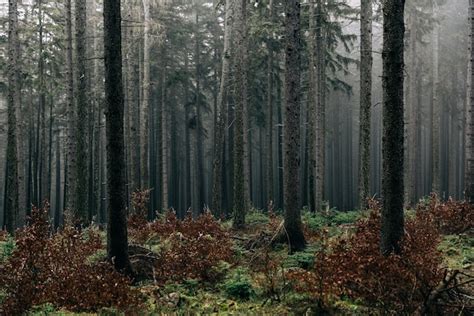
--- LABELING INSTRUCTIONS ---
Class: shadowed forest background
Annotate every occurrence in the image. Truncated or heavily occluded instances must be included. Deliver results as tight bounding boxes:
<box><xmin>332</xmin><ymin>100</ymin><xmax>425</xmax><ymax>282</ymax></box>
<box><xmin>0</xmin><ymin>0</ymin><xmax>473</xmax><ymax>314</ymax></box>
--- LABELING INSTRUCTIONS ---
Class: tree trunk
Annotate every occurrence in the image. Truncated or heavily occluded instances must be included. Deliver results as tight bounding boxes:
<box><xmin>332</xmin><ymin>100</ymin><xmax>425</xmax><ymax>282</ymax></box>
<box><xmin>359</xmin><ymin>0</ymin><xmax>372</xmax><ymax>210</ymax></box>
<box><xmin>65</xmin><ymin>0</ymin><xmax>76</xmax><ymax>214</ymax></box>
<box><xmin>161</xmin><ymin>51</ymin><xmax>169</xmax><ymax>211</ymax></box>
<box><xmin>233</xmin><ymin>0</ymin><xmax>246</xmax><ymax>229</ymax></box>
<box><xmin>432</xmin><ymin>2</ymin><xmax>440</xmax><ymax>195</ymax></box>
<box><xmin>104</xmin><ymin>0</ymin><xmax>133</xmax><ymax>274</ymax></box>
<box><xmin>266</xmin><ymin>0</ymin><xmax>275</xmax><ymax>209</ymax></box>
<box><xmin>282</xmin><ymin>0</ymin><xmax>306</xmax><ymax>252</ymax></box>
<box><xmin>212</xmin><ymin>0</ymin><xmax>233</xmax><ymax>216</ymax></box>
<box><xmin>5</xmin><ymin>0</ymin><xmax>20</xmax><ymax>233</ymax></box>
<box><xmin>141</xmin><ymin>0</ymin><xmax>150</xmax><ymax>190</ymax></box>
<box><xmin>75</xmin><ymin>0</ymin><xmax>89</xmax><ymax>222</ymax></box>
<box><xmin>314</xmin><ymin>0</ymin><xmax>326</xmax><ymax>212</ymax></box>
<box><xmin>381</xmin><ymin>0</ymin><xmax>405</xmax><ymax>255</ymax></box>
<box><xmin>465</xmin><ymin>1</ymin><xmax>474</xmax><ymax>203</ymax></box>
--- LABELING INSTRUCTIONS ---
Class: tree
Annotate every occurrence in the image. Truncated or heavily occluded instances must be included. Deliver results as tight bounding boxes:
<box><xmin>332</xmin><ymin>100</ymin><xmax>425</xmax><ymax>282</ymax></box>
<box><xmin>212</xmin><ymin>0</ymin><xmax>233</xmax><ymax>217</ymax></box>
<box><xmin>75</xmin><ymin>0</ymin><xmax>89</xmax><ymax>222</ymax></box>
<box><xmin>5</xmin><ymin>0</ymin><xmax>20</xmax><ymax>234</ymax></box>
<box><xmin>466</xmin><ymin>0</ymin><xmax>474</xmax><ymax>203</ymax></box>
<box><xmin>381</xmin><ymin>0</ymin><xmax>406</xmax><ymax>255</ymax></box>
<box><xmin>141</xmin><ymin>0</ymin><xmax>151</xmax><ymax>190</ymax></box>
<box><xmin>266</xmin><ymin>0</ymin><xmax>275</xmax><ymax>208</ymax></box>
<box><xmin>359</xmin><ymin>0</ymin><xmax>373</xmax><ymax>210</ymax></box>
<box><xmin>104</xmin><ymin>0</ymin><xmax>133</xmax><ymax>274</ymax></box>
<box><xmin>431</xmin><ymin>1</ymin><xmax>440</xmax><ymax>195</ymax></box>
<box><xmin>65</xmin><ymin>0</ymin><xmax>77</xmax><ymax>215</ymax></box>
<box><xmin>233</xmin><ymin>0</ymin><xmax>247</xmax><ymax>229</ymax></box>
<box><xmin>282</xmin><ymin>0</ymin><xmax>306</xmax><ymax>252</ymax></box>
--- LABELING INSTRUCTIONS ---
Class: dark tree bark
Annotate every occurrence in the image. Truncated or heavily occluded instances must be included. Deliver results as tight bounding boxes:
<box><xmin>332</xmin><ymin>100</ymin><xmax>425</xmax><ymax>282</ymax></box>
<box><xmin>282</xmin><ymin>0</ymin><xmax>306</xmax><ymax>252</ymax></box>
<box><xmin>5</xmin><ymin>0</ymin><xmax>20</xmax><ymax>233</ymax></box>
<box><xmin>381</xmin><ymin>0</ymin><xmax>406</xmax><ymax>255</ymax></box>
<box><xmin>104</xmin><ymin>0</ymin><xmax>133</xmax><ymax>274</ymax></box>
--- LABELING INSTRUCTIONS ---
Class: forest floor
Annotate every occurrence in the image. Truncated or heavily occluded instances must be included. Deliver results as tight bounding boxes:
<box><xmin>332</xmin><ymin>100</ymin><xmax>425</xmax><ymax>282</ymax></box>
<box><xmin>0</xmin><ymin>198</ymin><xmax>473</xmax><ymax>315</ymax></box>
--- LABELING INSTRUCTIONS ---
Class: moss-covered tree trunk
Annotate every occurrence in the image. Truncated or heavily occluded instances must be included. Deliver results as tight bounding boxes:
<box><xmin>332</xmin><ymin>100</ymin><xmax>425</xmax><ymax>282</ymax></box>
<box><xmin>381</xmin><ymin>0</ymin><xmax>406</xmax><ymax>255</ymax></box>
<box><xmin>104</xmin><ymin>0</ymin><xmax>133</xmax><ymax>274</ymax></box>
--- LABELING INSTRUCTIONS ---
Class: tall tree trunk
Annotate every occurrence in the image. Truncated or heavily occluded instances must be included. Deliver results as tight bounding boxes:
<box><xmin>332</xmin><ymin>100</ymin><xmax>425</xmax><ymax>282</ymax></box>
<box><xmin>465</xmin><ymin>1</ymin><xmax>474</xmax><ymax>203</ymax></box>
<box><xmin>161</xmin><ymin>53</ymin><xmax>169</xmax><ymax>211</ymax></box>
<box><xmin>65</xmin><ymin>0</ymin><xmax>76</xmax><ymax>214</ymax></box>
<box><xmin>359</xmin><ymin>0</ymin><xmax>372</xmax><ymax>210</ymax></box>
<box><xmin>75</xmin><ymin>0</ymin><xmax>89</xmax><ymax>222</ymax></box>
<box><xmin>5</xmin><ymin>0</ymin><xmax>20</xmax><ymax>233</ymax></box>
<box><xmin>54</xmin><ymin>129</ymin><xmax>61</xmax><ymax>229</ymax></box>
<box><xmin>432</xmin><ymin>2</ymin><xmax>440</xmax><ymax>195</ymax></box>
<box><xmin>195</xmin><ymin>9</ymin><xmax>205</xmax><ymax>214</ymax></box>
<box><xmin>233</xmin><ymin>0</ymin><xmax>246</xmax><ymax>228</ymax></box>
<box><xmin>141</xmin><ymin>0</ymin><xmax>150</xmax><ymax>190</ymax></box>
<box><xmin>104</xmin><ymin>0</ymin><xmax>133</xmax><ymax>275</ymax></box>
<box><xmin>282</xmin><ymin>0</ymin><xmax>306</xmax><ymax>252</ymax></box>
<box><xmin>212</xmin><ymin>0</ymin><xmax>233</xmax><ymax>216</ymax></box>
<box><xmin>314</xmin><ymin>0</ymin><xmax>326</xmax><ymax>212</ymax></box>
<box><xmin>266</xmin><ymin>0</ymin><xmax>274</xmax><ymax>208</ymax></box>
<box><xmin>381</xmin><ymin>0</ymin><xmax>405</xmax><ymax>255</ymax></box>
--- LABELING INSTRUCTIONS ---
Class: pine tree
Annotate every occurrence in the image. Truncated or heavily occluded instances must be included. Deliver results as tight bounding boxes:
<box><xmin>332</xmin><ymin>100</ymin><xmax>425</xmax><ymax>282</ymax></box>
<box><xmin>359</xmin><ymin>0</ymin><xmax>373</xmax><ymax>210</ymax></box>
<box><xmin>283</xmin><ymin>0</ymin><xmax>306</xmax><ymax>252</ymax></box>
<box><xmin>381</xmin><ymin>0</ymin><xmax>406</xmax><ymax>255</ymax></box>
<box><xmin>104</xmin><ymin>0</ymin><xmax>133</xmax><ymax>274</ymax></box>
<box><xmin>5</xmin><ymin>0</ymin><xmax>20</xmax><ymax>234</ymax></box>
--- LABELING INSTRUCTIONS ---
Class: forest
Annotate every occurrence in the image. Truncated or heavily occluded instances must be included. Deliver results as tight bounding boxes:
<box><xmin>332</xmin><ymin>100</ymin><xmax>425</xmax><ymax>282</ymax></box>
<box><xmin>0</xmin><ymin>0</ymin><xmax>473</xmax><ymax>314</ymax></box>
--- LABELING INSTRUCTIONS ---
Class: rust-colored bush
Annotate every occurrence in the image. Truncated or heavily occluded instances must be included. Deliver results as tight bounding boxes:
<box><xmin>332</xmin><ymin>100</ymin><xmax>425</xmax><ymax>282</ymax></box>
<box><xmin>129</xmin><ymin>209</ymin><xmax>233</xmax><ymax>284</ymax></box>
<box><xmin>0</xmin><ymin>204</ymin><xmax>143</xmax><ymax>314</ymax></box>
<box><xmin>288</xmin><ymin>200</ymin><xmax>444</xmax><ymax>313</ymax></box>
<box><xmin>421</xmin><ymin>194</ymin><xmax>474</xmax><ymax>234</ymax></box>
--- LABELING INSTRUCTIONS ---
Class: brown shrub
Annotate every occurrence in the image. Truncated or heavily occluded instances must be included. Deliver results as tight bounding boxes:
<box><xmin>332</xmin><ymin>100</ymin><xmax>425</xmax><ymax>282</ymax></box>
<box><xmin>288</xmin><ymin>200</ymin><xmax>444</xmax><ymax>314</ymax></box>
<box><xmin>0</xmin><ymin>204</ymin><xmax>143</xmax><ymax>314</ymax></box>
<box><xmin>420</xmin><ymin>194</ymin><xmax>474</xmax><ymax>234</ymax></box>
<box><xmin>129</xmin><ymin>209</ymin><xmax>233</xmax><ymax>284</ymax></box>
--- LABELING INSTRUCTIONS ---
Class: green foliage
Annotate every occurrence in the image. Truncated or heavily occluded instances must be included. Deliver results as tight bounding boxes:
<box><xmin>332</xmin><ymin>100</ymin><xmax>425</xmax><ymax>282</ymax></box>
<box><xmin>332</xmin><ymin>211</ymin><xmax>361</xmax><ymax>226</ymax></box>
<box><xmin>246</xmin><ymin>209</ymin><xmax>270</xmax><ymax>226</ymax></box>
<box><xmin>223</xmin><ymin>268</ymin><xmax>255</xmax><ymax>301</ymax></box>
<box><xmin>284</xmin><ymin>246</ymin><xmax>318</xmax><ymax>269</ymax></box>
<box><xmin>439</xmin><ymin>234</ymin><xmax>474</xmax><ymax>269</ymax></box>
<box><xmin>0</xmin><ymin>236</ymin><xmax>15</xmax><ymax>263</ymax></box>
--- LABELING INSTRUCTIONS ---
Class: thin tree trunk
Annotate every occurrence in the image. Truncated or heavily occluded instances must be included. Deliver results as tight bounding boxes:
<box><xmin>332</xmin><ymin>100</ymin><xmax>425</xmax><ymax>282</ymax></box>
<box><xmin>466</xmin><ymin>0</ymin><xmax>474</xmax><ymax>203</ymax></box>
<box><xmin>141</xmin><ymin>0</ymin><xmax>150</xmax><ymax>190</ymax></box>
<box><xmin>65</xmin><ymin>0</ymin><xmax>76</xmax><ymax>214</ymax></box>
<box><xmin>314</xmin><ymin>0</ymin><xmax>326</xmax><ymax>212</ymax></box>
<box><xmin>75</xmin><ymin>0</ymin><xmax>89</xmax><ymax>222</ymax></box>
<box><xmin>5</xmin><ymin>0</ymin><xmax>20</xmax><ymax>233</ymax></box>
<box><xmin>233</xmin><ymin>0</ymin><xmax>246</xmax><ymax>228</ymax></box>
<box><xmin>266</xmin><ymin>0</ymin><xmax>274</xmax><ymax>208</ymax></box>
<box><xmin>359</xmin><ymin>0</ymin><xmax>372</xmax><ymax>210</ymax></box>
<box><xmin>212</xmin><ymin>0</ymin><xmax>233</xmax><ymax>216</ymax></box>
